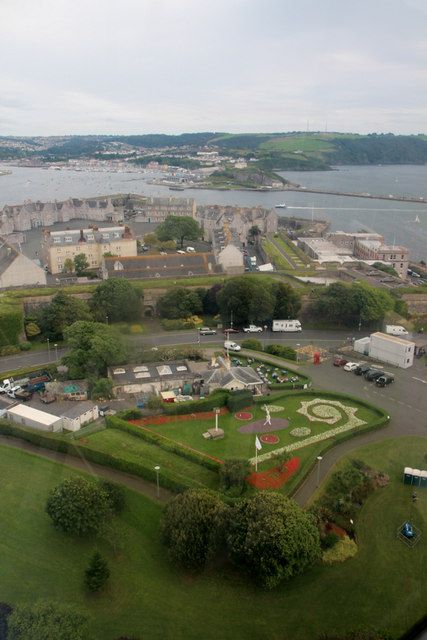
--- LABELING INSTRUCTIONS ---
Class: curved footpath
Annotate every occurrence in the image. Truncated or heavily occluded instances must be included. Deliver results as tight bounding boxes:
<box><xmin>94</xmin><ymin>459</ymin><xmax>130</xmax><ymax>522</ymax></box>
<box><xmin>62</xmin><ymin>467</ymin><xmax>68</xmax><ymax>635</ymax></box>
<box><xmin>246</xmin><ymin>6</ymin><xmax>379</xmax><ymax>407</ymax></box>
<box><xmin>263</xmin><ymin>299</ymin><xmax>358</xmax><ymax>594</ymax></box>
<box><xmin>0</xmin><ymin>435</ymin><xmax>173</xmax><ymax>503</ymax></box>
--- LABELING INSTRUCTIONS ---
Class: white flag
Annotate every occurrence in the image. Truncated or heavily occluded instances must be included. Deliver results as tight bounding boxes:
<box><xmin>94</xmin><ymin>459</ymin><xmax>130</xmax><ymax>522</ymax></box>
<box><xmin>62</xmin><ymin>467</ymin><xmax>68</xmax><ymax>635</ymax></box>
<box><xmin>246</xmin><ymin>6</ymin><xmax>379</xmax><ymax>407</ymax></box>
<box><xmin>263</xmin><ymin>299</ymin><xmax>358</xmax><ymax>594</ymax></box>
<box><xmin>255</xmin><ymin>436</ymin><xmax>262</xmax><ymax>451</ymax></box>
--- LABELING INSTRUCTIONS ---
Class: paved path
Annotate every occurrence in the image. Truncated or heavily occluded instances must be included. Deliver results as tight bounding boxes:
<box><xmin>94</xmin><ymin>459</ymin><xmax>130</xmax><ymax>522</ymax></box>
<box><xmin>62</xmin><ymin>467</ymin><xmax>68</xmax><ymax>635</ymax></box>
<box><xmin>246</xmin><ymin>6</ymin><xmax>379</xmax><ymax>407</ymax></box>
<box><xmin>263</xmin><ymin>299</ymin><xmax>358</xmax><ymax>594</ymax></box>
<box><xmin>0</xmin><ymin>435</ymin><xmax>173</xmax><ymax>503</ymax></box>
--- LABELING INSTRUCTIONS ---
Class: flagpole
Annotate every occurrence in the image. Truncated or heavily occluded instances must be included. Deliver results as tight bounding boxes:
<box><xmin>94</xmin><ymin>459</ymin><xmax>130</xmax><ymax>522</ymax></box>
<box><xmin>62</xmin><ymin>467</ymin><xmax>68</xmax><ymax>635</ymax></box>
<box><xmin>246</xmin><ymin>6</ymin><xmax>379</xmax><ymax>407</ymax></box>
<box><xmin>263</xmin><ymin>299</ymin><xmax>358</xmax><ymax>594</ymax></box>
<box><xmin>255</xmin><ymin>438</ymin><xmax>258</xmax><ymax>472</ymax></box>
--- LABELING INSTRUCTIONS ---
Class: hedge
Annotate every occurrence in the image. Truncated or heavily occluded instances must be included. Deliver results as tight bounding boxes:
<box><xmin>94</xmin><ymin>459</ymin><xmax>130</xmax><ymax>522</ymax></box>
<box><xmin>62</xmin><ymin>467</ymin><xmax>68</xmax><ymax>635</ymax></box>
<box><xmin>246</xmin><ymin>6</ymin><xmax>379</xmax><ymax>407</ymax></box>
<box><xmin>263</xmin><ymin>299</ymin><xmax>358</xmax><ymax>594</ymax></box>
<box><xmin>106</xmin><ymin>415</ymin><xmax>220</xmax><ymax>472</ymax></box>
<box><xmin>0</xmin><ymin>419</ymin><xmax>188</xmax><ymax>494</ymax></box>
<box><xmin>226</xmin><ymin>390</ymin><xmax>253</xmax><ymax>412</ymax></box>
<box><xmin>163</xmin><ymin>390</ymin><xmax>230</xmax><ymax>415</ymax></box>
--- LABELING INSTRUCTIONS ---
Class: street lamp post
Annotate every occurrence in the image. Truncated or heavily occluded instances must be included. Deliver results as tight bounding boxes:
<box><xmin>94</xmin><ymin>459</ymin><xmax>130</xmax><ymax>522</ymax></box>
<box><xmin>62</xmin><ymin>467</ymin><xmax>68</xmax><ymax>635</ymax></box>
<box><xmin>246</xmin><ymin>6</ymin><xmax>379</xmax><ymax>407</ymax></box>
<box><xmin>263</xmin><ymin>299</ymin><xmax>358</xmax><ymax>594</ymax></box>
<box><xmin>105</xmin><ymin>315</ymin><xmax>109</xmax><ymax>325</ymax></box>
<box><xmin>54</xmin><ymin>343</ymin><xmax>58</xmax><ymax>361</ymax></box>
<box><xmin>154</xmin><ymin>465</ymin><xmax>160</xmax><ymax>498</ymax></box>
<box><xmin>296</xmin><ymin>343</ymin><xmax>300</xmax><ymax>363</ymax></box>
<box><xmin>316</xmin><ymin>455</ymin><xmax>323</xmax><ymax>487</ymax></box>
<box><xmin>47</xmin><ymin>338</ymin><xmax>50</xmax><ymax>362</ymax></box>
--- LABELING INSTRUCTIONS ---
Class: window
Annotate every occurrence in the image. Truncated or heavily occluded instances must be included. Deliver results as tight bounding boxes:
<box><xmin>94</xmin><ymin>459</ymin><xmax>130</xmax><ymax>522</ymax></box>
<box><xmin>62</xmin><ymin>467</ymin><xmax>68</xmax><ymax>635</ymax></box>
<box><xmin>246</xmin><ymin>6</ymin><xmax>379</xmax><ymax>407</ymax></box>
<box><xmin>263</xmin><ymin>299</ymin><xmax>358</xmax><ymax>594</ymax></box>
<box><xmin>53</xmin><ymin>237</ymin><xmax>61</xmax><ymax>244</ymax></box>
<box><xmin>65</xmin><ymin>236</ymin><xmax>73</xmax><ymax>243</ymax></box>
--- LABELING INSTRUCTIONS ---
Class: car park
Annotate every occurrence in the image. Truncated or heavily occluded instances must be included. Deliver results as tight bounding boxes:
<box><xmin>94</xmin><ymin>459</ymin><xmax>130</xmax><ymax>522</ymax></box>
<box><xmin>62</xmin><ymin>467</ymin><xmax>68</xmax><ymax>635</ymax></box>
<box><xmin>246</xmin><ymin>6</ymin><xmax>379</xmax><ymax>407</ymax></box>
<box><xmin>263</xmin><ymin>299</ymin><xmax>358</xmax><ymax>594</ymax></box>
<box><xmin>199</xmin><ymin>327</ymin><xmax>217</xmax><ymax>335</ymax></box>
<box><xmin>333</xmin><ymin>356</ymin><xmax>348</xmax><ymax>367</ymax></box>
<box><xmin>343</xmin><ymin>362</ymin><xmax>359</xmax><ymax>371</ymax></box>
<box><xmin>364</xmin><ymin>368</ymin><xmax>384</xmax><ymax>381</ymax></box>
<box><xmin>376</xmin><ymin>374</ymin><xmax>394</xmax><ymax>387</ymax></box>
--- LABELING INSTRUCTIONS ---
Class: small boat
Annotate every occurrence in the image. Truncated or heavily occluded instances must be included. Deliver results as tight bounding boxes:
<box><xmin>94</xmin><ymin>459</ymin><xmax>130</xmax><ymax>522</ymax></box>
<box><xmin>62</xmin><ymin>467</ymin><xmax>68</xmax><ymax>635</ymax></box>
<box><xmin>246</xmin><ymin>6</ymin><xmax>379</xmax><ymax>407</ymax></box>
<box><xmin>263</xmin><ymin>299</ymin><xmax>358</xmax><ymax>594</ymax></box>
<box><xmin>414</xmin><ymin>215</ymin><xmax>420</xmax><ymax>223</ymax></box>
<box><xmin>275</xmin><ymin>203</ymin><xmax>287</xmax><ymax>209</ymax></box>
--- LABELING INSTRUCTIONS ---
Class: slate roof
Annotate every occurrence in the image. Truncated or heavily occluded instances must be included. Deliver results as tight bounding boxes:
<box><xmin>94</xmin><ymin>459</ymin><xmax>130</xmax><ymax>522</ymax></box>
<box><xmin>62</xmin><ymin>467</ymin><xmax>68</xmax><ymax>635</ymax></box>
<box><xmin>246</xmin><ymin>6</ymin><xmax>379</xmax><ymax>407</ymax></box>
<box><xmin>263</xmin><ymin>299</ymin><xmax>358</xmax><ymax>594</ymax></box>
<box><xmin>104</xmin><ymin>253</ymin><xmax>221</xmax><ymax>279</ymax></box>
<box><xmin>205</xmin><ymin>366</ymin><xmax>263</xmax><ymax>387</ymax></box>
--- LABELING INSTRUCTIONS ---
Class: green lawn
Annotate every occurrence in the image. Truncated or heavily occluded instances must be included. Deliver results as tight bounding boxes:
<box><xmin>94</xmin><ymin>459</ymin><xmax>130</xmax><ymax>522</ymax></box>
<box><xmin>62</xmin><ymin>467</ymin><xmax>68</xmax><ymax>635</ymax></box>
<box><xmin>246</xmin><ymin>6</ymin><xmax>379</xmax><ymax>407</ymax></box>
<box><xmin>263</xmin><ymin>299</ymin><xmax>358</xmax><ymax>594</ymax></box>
<box><xmin>259</xmin><ymin>135</ymin><xmax>334</xmax><ymax>153</ymax></box>
<box><xmin>0</xmin><ymin>438</ymin><xmax>426</xmax><ymax>639</ymax></box>
<box><xmin>84</xmin><ymin>429</ymin><xmax>219</xmax><ymax>490</ymax></box>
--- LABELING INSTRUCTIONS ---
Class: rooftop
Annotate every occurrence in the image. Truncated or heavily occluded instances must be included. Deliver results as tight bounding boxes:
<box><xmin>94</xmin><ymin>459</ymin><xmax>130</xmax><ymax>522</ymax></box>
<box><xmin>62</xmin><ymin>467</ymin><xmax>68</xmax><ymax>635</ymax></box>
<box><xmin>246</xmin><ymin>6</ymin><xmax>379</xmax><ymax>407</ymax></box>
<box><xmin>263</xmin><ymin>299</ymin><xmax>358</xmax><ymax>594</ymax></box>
<box><xmin>371</xmin><ymin>332</ymin><xmax>415</xmax><ymax>346</ymax></box>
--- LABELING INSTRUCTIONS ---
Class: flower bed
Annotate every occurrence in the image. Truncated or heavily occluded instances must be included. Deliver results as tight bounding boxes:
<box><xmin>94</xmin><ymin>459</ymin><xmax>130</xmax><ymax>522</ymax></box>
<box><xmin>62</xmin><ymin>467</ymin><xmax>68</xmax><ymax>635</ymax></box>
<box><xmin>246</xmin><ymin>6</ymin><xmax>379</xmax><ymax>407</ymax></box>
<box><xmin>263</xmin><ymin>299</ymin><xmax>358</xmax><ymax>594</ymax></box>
<box><xmin>260</xmin><ymin>433</ymin><xmax>280</xmax><ymax>445</ymax></box>
<box><xmin>235</xmin><ymin>411</ymin><xmax>253</xmax><ymax>420</ymax></box>
<box><xmin>290</xmin><ymin>427</ymin><xmax>311</xmax><ymax>437</ymax></box>
<box><xmin>247</xmin><ymin>457</ymin><xmax>300</xmax><ymax>489</ymax></box>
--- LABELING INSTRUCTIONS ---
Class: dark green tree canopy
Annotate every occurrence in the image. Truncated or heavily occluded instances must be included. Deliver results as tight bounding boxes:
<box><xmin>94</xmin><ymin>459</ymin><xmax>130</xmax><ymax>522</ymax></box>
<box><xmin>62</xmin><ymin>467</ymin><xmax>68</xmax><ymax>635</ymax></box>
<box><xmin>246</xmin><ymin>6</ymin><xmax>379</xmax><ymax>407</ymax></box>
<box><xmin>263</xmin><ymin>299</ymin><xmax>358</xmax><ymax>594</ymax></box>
<box><xmin>226</xmin><ymin>492</ymin><xmax>321</xmax><ymax>588</ymax></box>
<box><xmin>157</xmin><ymin>287</ymin><xmax>203</xmax><ymax>319</ymax></box>
<box><xmin>272</xmin><ymin>281</ymin><xmax>301</xmax><ymax>319</ymax></box>
<box><xmin>310</xmin><ymin>281</ymin><xmax>393</xmax><ymax>327</ymax></box>
<box><xmin>84</xmin><ymin>552</ymin><xmax>110</xmax><ymax>592</ymax></box>
<box><xmin>63</xmin><ymin>321</ymin><xmax>126</xmax><ymax>378</ymax></box>
<box><xmin>90</xmin><ymin>278</ymin><xmax>143</xmax><ymax>323</ymax></box>
<box><xmin>161</xmin><ymin>489</ymin><xmax>228</xmax><ymax>570</ymax></box>
<box><xmin>37</xmin><ymin>291</ymin><xmax>92</xmax><ymax>340</ymax></box>
<box><xmin>7</xmin><ymin>600</ymin><xmax>89</xmax><ymax>640</ymax></box>
<box><xmin>217</xmin><ymin>276</ymin><xmax>275</xmax><ymax>326</ymax></box>
<box><xmin>46</xmin><ymin>477</ymin><xmax>112</xmax><ymax>537</ymax></box>
<box><xmin>73</xmin><ymin>253</ymin><xmax>89</xmax><ymax>275</ymax></box>
<box><xmin>156</xmin><ymin>215</ymin><xmax>201</xmax><ymax>248</ymax></box>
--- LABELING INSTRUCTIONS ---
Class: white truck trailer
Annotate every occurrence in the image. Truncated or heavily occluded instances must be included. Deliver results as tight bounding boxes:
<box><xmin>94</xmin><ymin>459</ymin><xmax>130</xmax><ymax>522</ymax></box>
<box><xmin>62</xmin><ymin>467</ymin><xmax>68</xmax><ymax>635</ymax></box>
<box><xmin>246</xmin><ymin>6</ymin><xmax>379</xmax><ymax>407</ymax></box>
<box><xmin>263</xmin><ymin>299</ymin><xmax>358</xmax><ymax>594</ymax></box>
<box><xmin>272</xmin><ymin>320</ymin><xmax>302</xmax><ymax>332</ymax></box>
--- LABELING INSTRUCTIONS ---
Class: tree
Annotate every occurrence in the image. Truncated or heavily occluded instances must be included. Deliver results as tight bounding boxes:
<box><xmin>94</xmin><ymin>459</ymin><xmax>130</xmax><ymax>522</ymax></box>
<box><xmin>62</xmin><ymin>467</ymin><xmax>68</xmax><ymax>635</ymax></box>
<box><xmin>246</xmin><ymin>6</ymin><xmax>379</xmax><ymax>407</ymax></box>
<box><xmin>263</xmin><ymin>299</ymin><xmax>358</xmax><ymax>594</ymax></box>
<box><xmin>352</xmin><ymin>282</ymin><xmax>393</xmax><ymax>324</ymax></box>
<box><xmin>217</xmin><ymin>276</ymin><xmax>275</xmax><ymax>326</ymax></box>
<box><xmin>73</xmin><ymin>253</ymin><xmax>89</xmax><ymax>275</ymax></box>
<box><xmin>63</xmin><ymin>321</ymin><xmax>126</xmax><ymax>378</ymax></box>
<box><xmin>0</xmin><ymin>602</ymin><xmax>12</xmax><ymax>640</ymax></box>
<box><xmin>219</xmin><ymin>459</ymin><xmax>249</xmax><ymax>495</ymax></box>
<box><xmin>157</xmin><ymin>288</ymin><xmax>203</xmax><ymax>319</ymax></box>
<box><xmin>24</xmin><ymin>321</ymin><xmax>41</xmax><ymax>338</ymax></box>
<box><xmin>161</xmin><ymin>489</ymin><xmax>228</xmax><ymax>570</ymax></box>
<box><xmin>90</xmin><ymin>279</ymin><xmax>143</xmax><ymax>323</ymax></box>
<box><xmin>99</xmin><ymin>480</ymin><xmax>126</xmax><ymax>514</ymax></box>
<box><xmin>63</xmin><ymin>258</ymin><xmax>74</xmax><ymax>273</ymax></box>
<box><xmin>201</xmin><ymin>283</ymin><xmax>222</xmax><ymax>315</ymax></box>
<box><xmin>91</xmin><ymin>377</ymin><xmax>114</xmax><ymax>400</ymax></box>
<box><xmin>226</xmin><ymin>493</ymin><xmax>321</xmax><ymax>588</ymax></box>
<box><xmin>84</xmin><ymin>551</ymin><xmax>110</xmax><ymax>592</ymax></box>
<box><xmin>7</xmin><ymin>600</ymin><xmax>88</xmax><ymax>640</ymax></box>
<box><xmin>156</xmin><ymin>215</ymin><xmax>201</xmax><ymax>248</ymax></box>
<box><xmin>46</xmin><ymin>477</ymin><xmax>112</xmax><ymax>536</ymax></box>
<box><xmin>248</xmin><ymin>225</ymin><xmax>261</xmax><ymax>243</ymax></box>
<box><xmin>37</xmin><ymin>291</ymin><xmax>92</xmax><ymax>340</ymax></box>
<box><xmin>272</xmin><ymin>282</ymin><xmax>301</xmax><ymax>319</ymax></box>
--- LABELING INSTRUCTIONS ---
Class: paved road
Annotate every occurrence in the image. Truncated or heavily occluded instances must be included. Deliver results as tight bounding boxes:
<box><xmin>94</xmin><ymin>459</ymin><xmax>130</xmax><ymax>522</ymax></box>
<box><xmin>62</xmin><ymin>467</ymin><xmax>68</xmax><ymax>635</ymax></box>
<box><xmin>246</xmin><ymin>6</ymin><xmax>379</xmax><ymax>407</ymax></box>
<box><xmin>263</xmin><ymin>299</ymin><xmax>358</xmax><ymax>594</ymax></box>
<box><xmin>0</xmin><ymin>328</ymin><xmax>361</xmax><ymax>374</ymax></box>
<box><xmin>0</xmin><ymin>435</ymin><xmax>173</xmax><ymax>503</ymax></box>
<box><xmin>292</xmin><ymin>355</ymin><xmax>427</xmax><ymax>505</ymax></box>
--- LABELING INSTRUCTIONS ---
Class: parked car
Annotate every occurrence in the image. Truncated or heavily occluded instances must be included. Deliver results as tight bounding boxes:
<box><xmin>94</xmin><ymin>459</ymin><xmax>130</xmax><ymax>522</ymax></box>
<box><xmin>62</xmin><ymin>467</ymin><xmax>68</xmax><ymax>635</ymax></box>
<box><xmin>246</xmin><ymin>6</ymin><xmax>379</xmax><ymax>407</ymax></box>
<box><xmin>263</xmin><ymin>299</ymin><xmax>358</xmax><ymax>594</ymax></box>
<box><xmin>333</xmin><ymin>356</ymin><xmax>348</xmax><ymax>367</ymax></box>
<box><xmin>343</xmin><ymin>362</ymin><xmax>359</xmax><ymax>372</ymax></box>
<box><xmin>199</xmin><ymin>327</ymin><xmax>217</xmax><ymax>335</ymax></box>
<box><xmin>223</xmin><ymin>327</ymin><xmax>239</xmax><ymax>334</ymax></box>
<box><xmin>376</xmin><ymin>374</ymin><xmax>394</xmax><ymax>387</ymax></box>
<box><xmin>243</xmin><ymin>325</ymin><xmax>263</xmax><ymax>333</ymax></box>
<box><xmin>364</xmin><ymin>369</ymin><xmax>384</xmax><ymax>381</ymax></box>
<box><xmin>354</xmin><ymin>364</ymin><xmax>371</xmax><ymax>376</ymax></box>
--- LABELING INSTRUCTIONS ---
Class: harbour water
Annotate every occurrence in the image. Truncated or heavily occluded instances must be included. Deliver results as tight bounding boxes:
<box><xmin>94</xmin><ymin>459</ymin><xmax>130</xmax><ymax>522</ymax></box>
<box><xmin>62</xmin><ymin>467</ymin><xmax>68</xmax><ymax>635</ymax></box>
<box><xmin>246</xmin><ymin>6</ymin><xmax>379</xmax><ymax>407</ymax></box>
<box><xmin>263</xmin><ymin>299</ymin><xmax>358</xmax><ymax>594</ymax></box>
<box><xmin>0</xmin><ymin>163</ymin><xmax>426</xmax><ymax>260</ymax></box>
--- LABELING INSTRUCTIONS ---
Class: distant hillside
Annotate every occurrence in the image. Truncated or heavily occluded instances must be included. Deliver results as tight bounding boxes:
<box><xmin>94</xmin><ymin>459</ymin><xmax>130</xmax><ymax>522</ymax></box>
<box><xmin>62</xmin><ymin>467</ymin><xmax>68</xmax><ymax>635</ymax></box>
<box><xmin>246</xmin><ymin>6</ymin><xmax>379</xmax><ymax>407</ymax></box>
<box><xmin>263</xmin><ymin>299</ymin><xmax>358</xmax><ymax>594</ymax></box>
<box><xmin>2</xmin><ymin>132</ymin><xmax>427</xmax><ymax>169</ymax></box>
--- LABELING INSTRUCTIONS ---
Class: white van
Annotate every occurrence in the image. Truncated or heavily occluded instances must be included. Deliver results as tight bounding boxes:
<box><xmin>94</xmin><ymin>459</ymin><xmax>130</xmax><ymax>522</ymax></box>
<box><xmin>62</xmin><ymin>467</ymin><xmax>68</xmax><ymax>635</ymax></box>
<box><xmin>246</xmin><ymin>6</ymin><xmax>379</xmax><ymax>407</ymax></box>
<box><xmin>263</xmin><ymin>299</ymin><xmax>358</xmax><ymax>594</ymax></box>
<box><xmin>224</xmin><ymin>340</ymin><xmax>241</xmax><ymax>352</ymax></box>
<box><xmin>385</xmin><ymin>325</ymin><xmax>409</xmax><ymax>336</ymax></box>
<box><xmin>186</xmin><ymin>246</ymin><xmax>195</xmax><ymax>252</ymax></box>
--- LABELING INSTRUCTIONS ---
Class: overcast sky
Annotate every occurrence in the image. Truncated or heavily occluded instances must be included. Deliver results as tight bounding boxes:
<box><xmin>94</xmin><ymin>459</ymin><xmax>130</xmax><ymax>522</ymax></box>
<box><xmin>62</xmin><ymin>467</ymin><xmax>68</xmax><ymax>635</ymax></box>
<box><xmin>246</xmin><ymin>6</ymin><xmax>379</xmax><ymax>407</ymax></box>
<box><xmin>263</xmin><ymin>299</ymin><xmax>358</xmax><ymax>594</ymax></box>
<box><xmin>1</xmin><ymin>0</ymin><xmax>426</xmax><ymax>136</ymax></box>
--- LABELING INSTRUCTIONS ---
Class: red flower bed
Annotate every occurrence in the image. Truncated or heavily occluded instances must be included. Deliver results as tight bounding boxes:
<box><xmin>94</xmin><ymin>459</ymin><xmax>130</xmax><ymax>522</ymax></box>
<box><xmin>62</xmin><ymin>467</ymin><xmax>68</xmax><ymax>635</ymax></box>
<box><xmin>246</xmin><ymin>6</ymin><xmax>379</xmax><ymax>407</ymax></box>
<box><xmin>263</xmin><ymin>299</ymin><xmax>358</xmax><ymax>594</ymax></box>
<box><xmin>235</xmin><ymin>411</ymin><xmax>253</xmax><ymax>420</ymax></box>
<box><xmin>129</xmin><ymin>407</ymin><xmax>228</xmax><ymax>427</ymax></box>
<box><xmin>260</xmin><ymin>433</ymin><xmax>280</xmax><ymax>445</ymax></box>
<box><xmin>247</xmin><ymin>457</ymin><xmax>300</xmax><ymax>490</ymax></box>
<box><xmin>325</xmin><ymin>522</ymin><xmax>347</xmax><ymax>538</ymax></box>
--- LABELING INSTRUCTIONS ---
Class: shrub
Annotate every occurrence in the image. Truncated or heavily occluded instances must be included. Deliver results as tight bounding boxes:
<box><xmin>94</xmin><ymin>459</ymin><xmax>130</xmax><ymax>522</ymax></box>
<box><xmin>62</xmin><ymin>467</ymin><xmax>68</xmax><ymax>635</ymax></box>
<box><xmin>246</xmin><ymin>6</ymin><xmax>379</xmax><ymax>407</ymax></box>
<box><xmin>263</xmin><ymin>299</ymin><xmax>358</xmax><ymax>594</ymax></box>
<box><xmin>322</xmin><ymin>536</ymin><xmax>358</xmax><ymax>564</ymax></box>
<box><xmin>264</xmin><ymin>343</ymin><xmax>297</xmax><ymax>361</ymax></box>
<box><xmin>146</xmin><ymin>394</ymin><xmax>164</xmax><ymax>411</ymax></box>
<box><xmin>18</xmin><ymin>342</ymin><xmax>32</xmax><ymax>351</ymax></box>
<box><xmin>0</xmin><ymin>345</ymin><xmax>20</xmax><ymax>356</ymax></box>
<box><xmin>241</xmin><ymin>338</ymin><xmax>262</xmax><ymax>351</ymax></box>
<box><xmin>219</xmin><ymin>459</ymin><xmax>249</xmax><ymax>495</ymax></box>
<box><xmin>118</xmin><ymin>408</ymin><xmax>143</xmax><ymax>420</ymax></box>
<box><xmin>321</xmin><ymin>532</ymin><xmax>340</xmax><ymax>550</ymax></box>
<box><xmin>0</xmin><ymin>602</ymin><xmax>12</xmax><ymax>640</ymax></box>
<box><xmin>45</xmin><ymin>477</ymin><xmax>112</xmax><ymax>536</ymax></box>
<box><xmin>163</xmin><ymin>390</ymin><xmax>230</xmax><ymax>415</ymax></box>
<box><xmin>99</xmin><ymin>480</ymin><xmax>126</xmax><ymax>514</ymax></box>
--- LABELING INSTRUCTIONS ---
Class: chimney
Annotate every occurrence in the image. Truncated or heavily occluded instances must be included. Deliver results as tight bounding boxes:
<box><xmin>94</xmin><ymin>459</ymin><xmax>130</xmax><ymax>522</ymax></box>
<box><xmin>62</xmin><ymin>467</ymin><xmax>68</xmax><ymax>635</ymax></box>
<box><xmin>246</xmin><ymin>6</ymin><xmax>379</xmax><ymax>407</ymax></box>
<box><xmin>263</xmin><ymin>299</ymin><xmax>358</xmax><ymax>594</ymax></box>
<box><xmin>78</xmin><ymin>229</ymin><xmax>86</xmax><ymax>243</ymax></box>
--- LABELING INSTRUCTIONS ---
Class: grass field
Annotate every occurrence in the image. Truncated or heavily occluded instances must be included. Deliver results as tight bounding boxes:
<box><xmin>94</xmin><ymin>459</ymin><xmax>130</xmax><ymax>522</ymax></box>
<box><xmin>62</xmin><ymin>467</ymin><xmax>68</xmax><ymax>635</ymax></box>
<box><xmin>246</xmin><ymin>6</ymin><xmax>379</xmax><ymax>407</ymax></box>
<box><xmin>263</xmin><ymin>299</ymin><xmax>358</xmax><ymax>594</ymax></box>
<box><xmin>0</xmin><ymin>437</ymin><xmax>426</xmax><ymax>640</ymax></box>
<box><xmin>259</xmin><ymin>136</ymin><xmax>334</xmax><ymax>153</ymax></box>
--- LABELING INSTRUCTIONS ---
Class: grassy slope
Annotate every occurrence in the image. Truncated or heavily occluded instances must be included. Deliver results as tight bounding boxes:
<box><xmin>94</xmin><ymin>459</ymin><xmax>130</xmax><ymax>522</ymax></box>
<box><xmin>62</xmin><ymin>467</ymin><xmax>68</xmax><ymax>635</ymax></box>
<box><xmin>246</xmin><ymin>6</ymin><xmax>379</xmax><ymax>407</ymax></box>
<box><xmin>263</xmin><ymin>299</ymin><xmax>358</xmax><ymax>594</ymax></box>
<box><xmin>0</xmin><ymin>438</ymin><xmax>426</xmax><ymax>639</ymax></box>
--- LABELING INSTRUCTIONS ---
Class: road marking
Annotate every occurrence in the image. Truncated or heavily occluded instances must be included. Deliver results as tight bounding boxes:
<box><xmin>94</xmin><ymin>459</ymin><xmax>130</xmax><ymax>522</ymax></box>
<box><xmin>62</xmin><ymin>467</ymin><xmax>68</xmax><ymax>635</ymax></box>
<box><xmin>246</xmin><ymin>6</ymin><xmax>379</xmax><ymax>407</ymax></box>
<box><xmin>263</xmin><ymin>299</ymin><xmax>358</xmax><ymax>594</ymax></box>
<box><xmin>412</xmin><ymin>377</ymin><xmax>427</xmax><ymax>384</ymax></box>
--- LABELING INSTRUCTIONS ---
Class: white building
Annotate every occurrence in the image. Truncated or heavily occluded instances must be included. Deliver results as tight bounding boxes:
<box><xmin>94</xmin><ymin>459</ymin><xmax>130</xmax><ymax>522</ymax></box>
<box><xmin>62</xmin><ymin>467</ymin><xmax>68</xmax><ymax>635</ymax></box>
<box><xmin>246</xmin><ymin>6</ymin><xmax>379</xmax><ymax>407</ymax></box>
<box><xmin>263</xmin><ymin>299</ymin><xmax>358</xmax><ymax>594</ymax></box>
<box><xmin>354</xmin><ymin>332</ymin><xmax>414</xmax><ymax>369</ymax></box>
<box><xmin>216</xmin><ymin>244</ymin><xmax>244</xmax><ymax>274</ymax></box>
<box><xmin>0</xmin><ymin>240</ymin><xmax>47</xmax><ymax>288</ymax></box>
<box><xmin>6</xmin><ymin>404</ymin><xmax>63</xmax><ymax>432</ymax></box>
